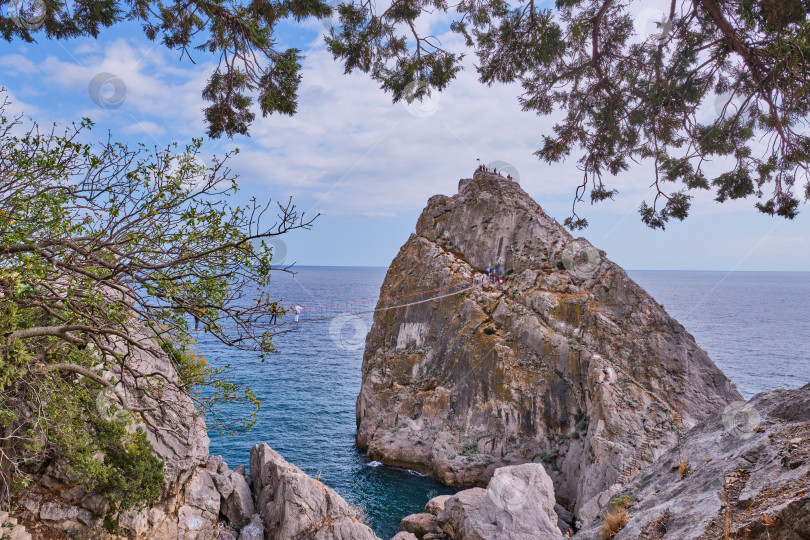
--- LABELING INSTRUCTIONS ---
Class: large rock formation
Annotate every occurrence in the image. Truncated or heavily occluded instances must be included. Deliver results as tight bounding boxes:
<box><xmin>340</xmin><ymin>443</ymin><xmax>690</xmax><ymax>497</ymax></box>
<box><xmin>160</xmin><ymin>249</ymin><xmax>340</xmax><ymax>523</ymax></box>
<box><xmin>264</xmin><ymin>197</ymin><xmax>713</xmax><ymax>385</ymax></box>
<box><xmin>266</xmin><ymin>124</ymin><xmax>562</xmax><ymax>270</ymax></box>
<box><xmin>356</xmin><ymin>171</ymin><xmax>741</xmax><ymax>519</ymax></box>
<box><xmin>575</xmin><ymin>383</ymin><xmax>810</xmax><ymax>539</ymax></box>
<box><xmin>18</xmin><ymin>321</ymin><xmax>216</xmax><ymax>538</ymax></box>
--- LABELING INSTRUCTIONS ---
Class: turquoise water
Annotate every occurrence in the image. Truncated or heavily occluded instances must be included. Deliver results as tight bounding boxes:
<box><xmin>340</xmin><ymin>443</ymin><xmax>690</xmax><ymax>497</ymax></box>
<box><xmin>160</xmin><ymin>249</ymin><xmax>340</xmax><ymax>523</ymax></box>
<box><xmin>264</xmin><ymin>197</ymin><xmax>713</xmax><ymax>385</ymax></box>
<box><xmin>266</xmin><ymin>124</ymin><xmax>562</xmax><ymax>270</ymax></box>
<box><xmin>201</xmin><ymin>268</ymin><xmax>810</xmax><ymax>537</ymax></box>
<box><xmin>198</xmin><ymin>267</ymin><xmax>458</xmax><ymax>538</ymax></box>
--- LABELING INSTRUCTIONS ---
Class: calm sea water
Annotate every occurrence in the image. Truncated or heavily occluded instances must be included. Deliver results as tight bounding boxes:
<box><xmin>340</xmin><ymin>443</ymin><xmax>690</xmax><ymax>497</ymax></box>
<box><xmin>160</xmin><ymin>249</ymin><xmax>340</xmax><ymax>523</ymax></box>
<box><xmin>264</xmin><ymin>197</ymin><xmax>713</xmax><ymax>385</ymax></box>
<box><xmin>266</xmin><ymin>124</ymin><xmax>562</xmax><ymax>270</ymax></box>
<box><xmin>629</xmin><ymin>271</ymin><xmax>810</xmax><ymax>398</ymax></box>
<box><xmin>200</xmin><ymin>267</ymin><xmax>809</xmax><ymax>537</ymax></box>
<box><xmin>199</xmin><ymin>267</ymin><xmax>458</xmax><ymax>538</ymax></box>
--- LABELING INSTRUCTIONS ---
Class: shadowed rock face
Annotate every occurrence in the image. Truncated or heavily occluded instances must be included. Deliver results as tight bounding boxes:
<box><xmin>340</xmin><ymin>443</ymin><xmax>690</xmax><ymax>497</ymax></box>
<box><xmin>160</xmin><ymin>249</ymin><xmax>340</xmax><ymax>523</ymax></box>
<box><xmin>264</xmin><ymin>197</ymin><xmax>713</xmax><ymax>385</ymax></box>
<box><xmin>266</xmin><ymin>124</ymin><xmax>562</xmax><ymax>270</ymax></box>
<box><xmin>356</xmin><ymin>172</ymin><xmax>741</xmax><ymax>517</ymax></box>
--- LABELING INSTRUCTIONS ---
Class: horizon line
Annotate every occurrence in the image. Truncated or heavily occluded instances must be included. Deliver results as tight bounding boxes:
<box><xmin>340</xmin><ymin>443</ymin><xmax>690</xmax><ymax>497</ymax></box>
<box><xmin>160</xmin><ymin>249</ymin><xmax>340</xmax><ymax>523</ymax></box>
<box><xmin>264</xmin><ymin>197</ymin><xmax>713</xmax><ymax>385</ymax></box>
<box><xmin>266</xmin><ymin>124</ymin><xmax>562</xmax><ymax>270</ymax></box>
<box><xmin>276</xmin><ymin>265</ymin><xmax>810</xmax><ymax>273</ymax></box>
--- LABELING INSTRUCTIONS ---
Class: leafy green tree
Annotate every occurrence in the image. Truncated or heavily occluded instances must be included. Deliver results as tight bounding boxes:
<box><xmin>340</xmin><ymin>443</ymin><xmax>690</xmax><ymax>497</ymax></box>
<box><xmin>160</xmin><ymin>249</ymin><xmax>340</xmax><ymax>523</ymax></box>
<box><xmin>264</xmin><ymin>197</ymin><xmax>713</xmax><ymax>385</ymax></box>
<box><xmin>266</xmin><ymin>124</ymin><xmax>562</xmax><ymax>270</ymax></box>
<box><xmin>0</xmin><ymin>94</ymin><xmax>314</xmax><ymax>502</ymax></box>
<box><xmin>327</xmin><ymin>0</ymin><xmax>810</xmax><ymax>228</ymax></box>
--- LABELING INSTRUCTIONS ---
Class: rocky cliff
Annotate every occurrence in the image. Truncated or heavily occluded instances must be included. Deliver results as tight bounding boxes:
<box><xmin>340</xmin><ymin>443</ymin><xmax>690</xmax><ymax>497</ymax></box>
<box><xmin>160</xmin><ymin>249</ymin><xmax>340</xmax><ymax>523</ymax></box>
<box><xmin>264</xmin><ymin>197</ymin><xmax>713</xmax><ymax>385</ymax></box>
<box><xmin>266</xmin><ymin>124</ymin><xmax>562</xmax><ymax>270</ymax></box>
<box><xmin>17</xmin><ymin>322</ymin><xmax>216</xmax><ymax>538</ymax></box>
<box><xmin>575</xmin><ymin>383</ymin><xmax>809</xmax><ymax>539</ymax></box>
<box><xmin>14</xmin><ymin>320</ymin><xmax>380</xmax><ymax>540</ymax></box>
<box><xmin>356</xmin><ymin>171</ymin><xmax>741</xmax><ymax>519</ymax></box>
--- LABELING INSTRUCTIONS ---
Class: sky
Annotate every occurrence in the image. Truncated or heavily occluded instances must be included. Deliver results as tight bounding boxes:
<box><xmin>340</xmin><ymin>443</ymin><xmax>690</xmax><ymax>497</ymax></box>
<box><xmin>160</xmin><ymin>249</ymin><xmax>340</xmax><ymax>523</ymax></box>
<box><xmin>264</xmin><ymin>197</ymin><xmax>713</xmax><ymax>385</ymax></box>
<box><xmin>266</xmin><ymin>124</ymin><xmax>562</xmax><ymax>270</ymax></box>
<box><xmin>1</xmin><ymin>4</ymin><xmax>808</xmax><ymax>271</ymax></box>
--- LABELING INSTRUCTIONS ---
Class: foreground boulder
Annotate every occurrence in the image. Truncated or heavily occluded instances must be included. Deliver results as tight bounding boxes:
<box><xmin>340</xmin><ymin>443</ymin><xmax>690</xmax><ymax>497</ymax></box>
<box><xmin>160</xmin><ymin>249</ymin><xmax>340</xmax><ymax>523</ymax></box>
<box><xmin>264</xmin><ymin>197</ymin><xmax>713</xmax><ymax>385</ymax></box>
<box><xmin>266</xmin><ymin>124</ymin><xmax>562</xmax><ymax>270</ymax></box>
<box><xmin>400</xmin><ymin>512</ymin><xmax>443</xmax><ymax>537</ymax></box>
<box><xmin>250</xmin><ymin>443</ymin><xmax>380</xmax><ymax>540</ymax></box>
<box><xmin>357</xmin><ymin>171</ymin><xmax>740</xmax><ymax>516</ymax></box>
<box><xmin>397</xmin><ymin>463</ymin><xmax>562</xmax><ymax>539</ymax></box>
<box><xmin>575</xmin><ymin>384</ymin><xmax>810</xmax><ymax>539</ymax></box>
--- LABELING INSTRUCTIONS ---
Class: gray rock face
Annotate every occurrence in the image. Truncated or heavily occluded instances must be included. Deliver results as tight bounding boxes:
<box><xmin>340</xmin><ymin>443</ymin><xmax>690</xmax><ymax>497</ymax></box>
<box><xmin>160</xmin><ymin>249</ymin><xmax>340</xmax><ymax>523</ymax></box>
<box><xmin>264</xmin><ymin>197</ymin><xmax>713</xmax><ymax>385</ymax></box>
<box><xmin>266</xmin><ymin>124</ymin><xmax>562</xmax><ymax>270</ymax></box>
<box><xmin>238</xmin><ymin>514</ymin><xmax>265</xmax><ymax>540</ymax></box>
<box><xmin>555</xmin><ymin>503</ymin><xmax>575</xmax><ymax>533</ymax></box>
<box><xmin>575</xmin><ymin>384</ymin><xmax>810</xmax><ymax>539</ymax></box>
<box><xmin>222</xmin><ymin>469</ymin><xmax>255</xmax><ymax>529</ymax></box>
<box><xmin>249</xmin><ymin>443</ymin><xmax>381</xmax><ymax>540</ymax></box>
<box><xmin>20</xmin><ymin>317</ymin><xmax>212</xmax><ymax>540</ymax></box>
<box><xmin>436</xmin><ymin>463</ymin><xmax>562</xmax><ymax>539</ymax></box>
<box><xmin>184</xmin><ymin>469</ymin><xmax>221</xmax><ymax>516</ymax></box>
<box><xmin>439</xmin><ymin>488</ymin><xmax>486</xmax><ymax>538</ymax></box>
<box><xmin>357</xmin><ymin>172</ymin><xmax>740</xmax><ymax>515</ymax></box>
<box><xmin>425</xmin><ymin>495</ymin><xmax>452</xmax><ymax>516</ymax></box>
<box><xmin>400</xmin><ymin>512</ymin><xmax>443</xmax><ymax>537</ymax></box>
<box><xmin>39</xmin><ymin>501</ymin><xmax>96</xmax><ymax>531</ymax></box>
<box><xmin>121</xmin><ymin>322</ymin><xmax>210</xmax><ymax>498</ymax></box>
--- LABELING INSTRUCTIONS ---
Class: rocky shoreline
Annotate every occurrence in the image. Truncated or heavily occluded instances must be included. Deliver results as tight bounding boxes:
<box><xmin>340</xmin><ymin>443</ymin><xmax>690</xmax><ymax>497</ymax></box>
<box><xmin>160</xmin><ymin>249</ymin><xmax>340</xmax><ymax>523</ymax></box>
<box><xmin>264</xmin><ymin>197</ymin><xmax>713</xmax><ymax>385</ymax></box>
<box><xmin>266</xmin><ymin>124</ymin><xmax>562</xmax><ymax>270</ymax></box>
<box><xmin>18</xmin><ymin>382</ymin><xmax>807</xmax><ymax>539</ymax></box>
<box><xmin>12</xmin><ymin>172</ymin><xmax>808</xmax><ymax>540</ymax></box>
<box><xmin>392</xmin><ymin>383</ymin><xmax>809</xmax><ymax>540</ymax></box>
<box><xmin>18</xmin><ymin>440</ymin><xmax>382</xmax><ymax>540</ymax></box>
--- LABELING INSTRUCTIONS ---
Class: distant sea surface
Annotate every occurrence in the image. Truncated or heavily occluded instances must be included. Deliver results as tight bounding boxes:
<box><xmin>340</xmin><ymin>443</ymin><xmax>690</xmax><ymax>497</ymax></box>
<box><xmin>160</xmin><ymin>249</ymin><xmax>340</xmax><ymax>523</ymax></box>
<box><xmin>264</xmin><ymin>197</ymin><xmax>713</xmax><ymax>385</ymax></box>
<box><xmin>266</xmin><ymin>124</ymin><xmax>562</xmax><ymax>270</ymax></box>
<box><xmin>200</xmin><ymin>267</ymin><xmax>809</xmax><ymax>538</ymax></box>
<box><xmin>629</xmin><ymin>271</ymin><xmax>810</xmax><ymax>397</ymax></box>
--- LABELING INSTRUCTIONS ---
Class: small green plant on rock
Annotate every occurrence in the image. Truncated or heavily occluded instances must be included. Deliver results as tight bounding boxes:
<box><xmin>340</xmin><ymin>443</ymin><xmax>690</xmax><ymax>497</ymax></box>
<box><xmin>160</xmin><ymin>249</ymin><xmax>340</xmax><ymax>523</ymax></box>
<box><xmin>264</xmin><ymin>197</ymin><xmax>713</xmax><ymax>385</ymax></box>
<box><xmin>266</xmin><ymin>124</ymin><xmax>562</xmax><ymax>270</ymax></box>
<box><xmin>459</xmin><ymin>441</ymin><xmax>477</xmax><ymax>458</ymax></box>
<box><xmin>610</xmin><ymin>494</ymin><xmax>634</xmax><ymax>509</ymax></box>
<box><xmin>483</xmin><ymin>327</ymin><xmax>496</xmax><ymax>335</ymax></box>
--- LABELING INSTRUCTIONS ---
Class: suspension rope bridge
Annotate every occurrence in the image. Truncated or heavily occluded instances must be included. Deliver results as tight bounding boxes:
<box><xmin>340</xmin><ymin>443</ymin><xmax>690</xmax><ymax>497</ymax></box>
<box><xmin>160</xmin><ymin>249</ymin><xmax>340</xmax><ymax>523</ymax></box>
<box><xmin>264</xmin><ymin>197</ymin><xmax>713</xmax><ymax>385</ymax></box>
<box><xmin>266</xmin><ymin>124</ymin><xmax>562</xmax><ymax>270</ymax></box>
<box><xmin>299</xmin><ymin>279</ymin><xmax>479</xmax><ymax>310</ymax></box>
<box><xmin>200</xmin><ymin>275</ymin><xmax>502</xmax><ymax>332</ymax></box>
<box><xmin>274</xmin><ymin>278</ymin><xmax>480</xmax><ymax>327</ymax></box>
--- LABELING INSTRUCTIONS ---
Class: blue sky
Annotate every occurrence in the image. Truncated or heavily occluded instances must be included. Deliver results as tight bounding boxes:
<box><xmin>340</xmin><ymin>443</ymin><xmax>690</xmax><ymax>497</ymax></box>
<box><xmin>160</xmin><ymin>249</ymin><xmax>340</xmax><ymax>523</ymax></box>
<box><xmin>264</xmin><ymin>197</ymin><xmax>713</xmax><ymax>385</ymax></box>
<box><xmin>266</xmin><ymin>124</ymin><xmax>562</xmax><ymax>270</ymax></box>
<box><xmin>1</xmin><ymin>8</ymin><xmax>808</xmax><ymax>270</ymax></box>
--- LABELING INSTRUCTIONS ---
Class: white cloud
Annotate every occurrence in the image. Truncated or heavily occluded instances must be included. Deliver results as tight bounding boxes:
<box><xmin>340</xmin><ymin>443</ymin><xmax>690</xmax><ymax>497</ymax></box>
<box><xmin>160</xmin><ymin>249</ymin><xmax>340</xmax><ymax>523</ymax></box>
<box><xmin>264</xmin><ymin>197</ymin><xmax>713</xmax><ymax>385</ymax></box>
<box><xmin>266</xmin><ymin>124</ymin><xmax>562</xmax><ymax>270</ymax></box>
<box><xmin>4</xmin><ymin>39</ymin><xmax>210</xmax><ymax>139</ymax></box>
<box><xmin>122</xmin><ymin>120</ymin><xmax>166</xmax><ymax>137</ymax></box>
<box><xmin>2</xmin><ymin>26</ymin><xmax>807</xmax><ymax>269</ymax></box>
<box><xmin>0</xmin><ymin>54</ymin><xmax>41</xmax><ymax>75</ymax></box>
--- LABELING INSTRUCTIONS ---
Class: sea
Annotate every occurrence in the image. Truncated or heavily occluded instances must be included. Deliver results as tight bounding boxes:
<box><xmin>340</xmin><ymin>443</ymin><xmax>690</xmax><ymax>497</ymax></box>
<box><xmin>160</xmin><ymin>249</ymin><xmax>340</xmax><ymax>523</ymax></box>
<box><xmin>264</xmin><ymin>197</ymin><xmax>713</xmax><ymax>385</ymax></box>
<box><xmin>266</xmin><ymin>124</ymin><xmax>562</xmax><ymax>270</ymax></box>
<box><xmin>197</xmin><ymin>267</ymin><xmax>809</xmax><ymax>538</ymax></box>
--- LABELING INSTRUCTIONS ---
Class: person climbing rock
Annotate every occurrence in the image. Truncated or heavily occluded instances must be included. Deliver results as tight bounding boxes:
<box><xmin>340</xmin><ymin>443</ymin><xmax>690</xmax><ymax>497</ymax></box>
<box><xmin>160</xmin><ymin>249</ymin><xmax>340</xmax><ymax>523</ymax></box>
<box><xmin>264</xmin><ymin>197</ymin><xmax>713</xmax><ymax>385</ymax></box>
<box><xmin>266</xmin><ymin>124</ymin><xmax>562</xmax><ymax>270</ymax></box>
<box><xmin>294</xmin><ymin>303</ymin><xmax>301</xmax><ymax>323</ymax></box>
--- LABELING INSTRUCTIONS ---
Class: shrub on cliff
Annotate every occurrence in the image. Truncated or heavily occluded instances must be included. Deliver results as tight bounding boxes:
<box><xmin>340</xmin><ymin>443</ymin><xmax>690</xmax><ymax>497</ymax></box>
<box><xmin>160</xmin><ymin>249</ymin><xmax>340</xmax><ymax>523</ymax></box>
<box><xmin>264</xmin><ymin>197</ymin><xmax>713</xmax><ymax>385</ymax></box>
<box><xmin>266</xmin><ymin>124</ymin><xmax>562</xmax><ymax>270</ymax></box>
<box><xmin>601</xmin><ymin>495</ymin><xmax>634</xmax><ymax>539</ymax></box>
<box><xmin>0</xmin><ymin>95</ymin><xmax>311</xmax><ymax>502</ymax></box>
